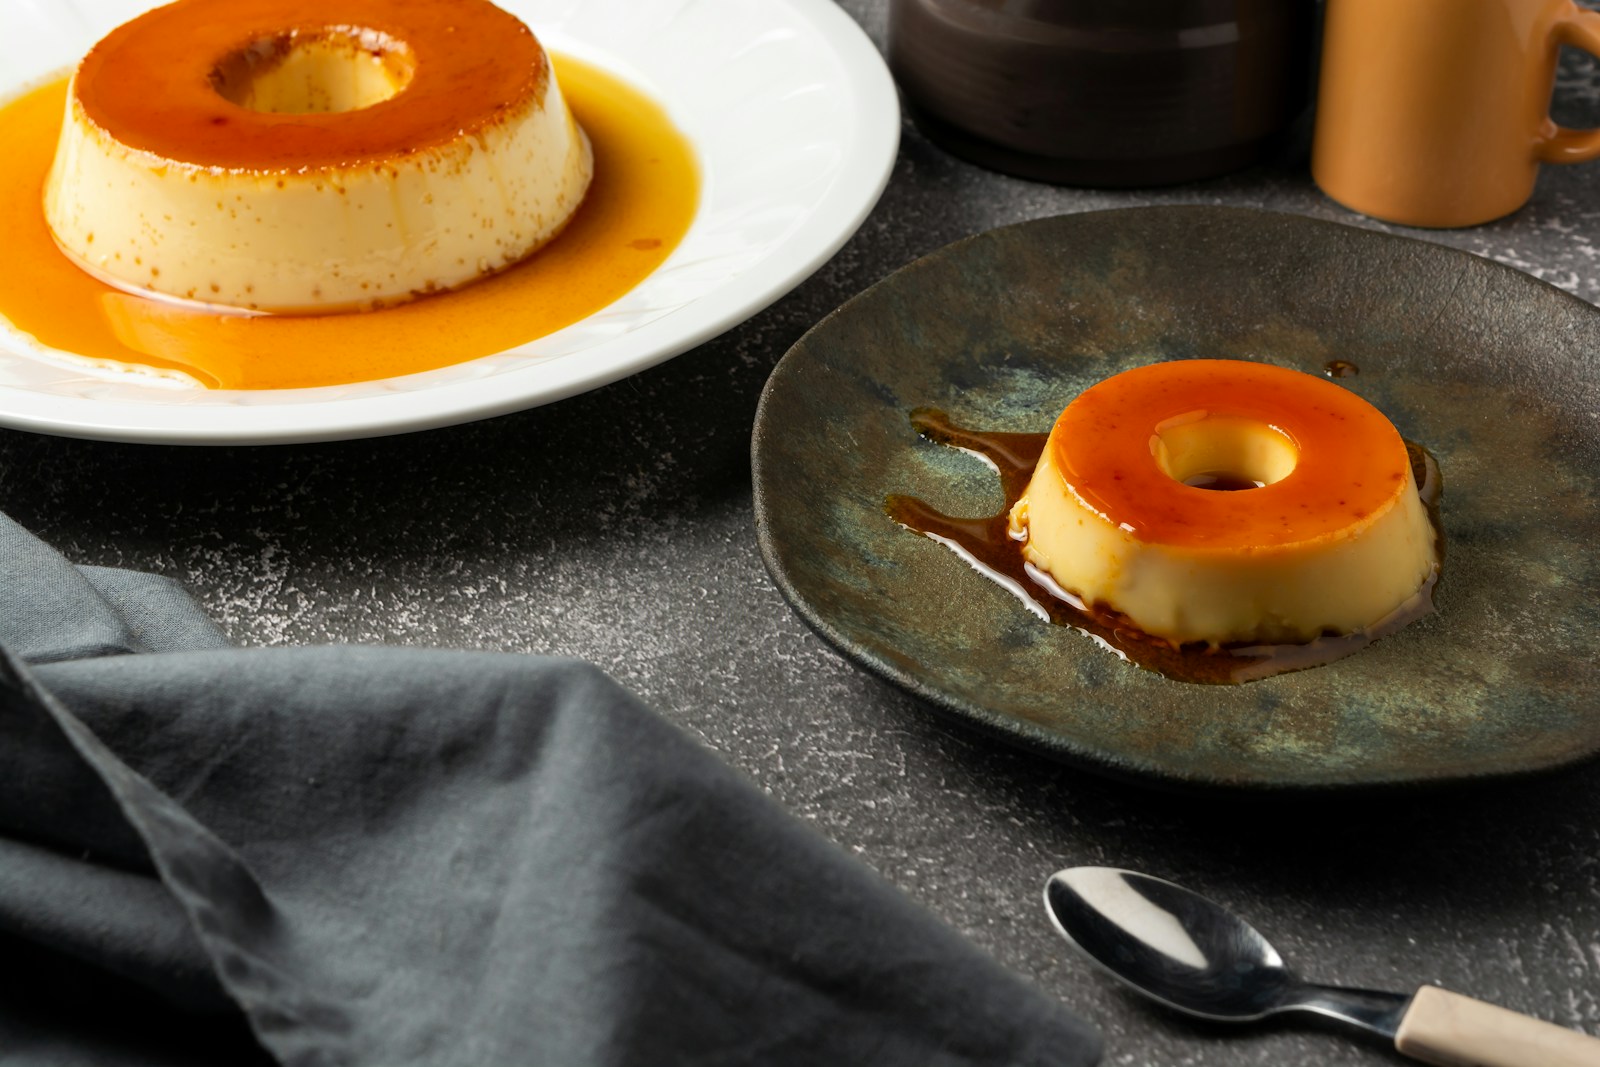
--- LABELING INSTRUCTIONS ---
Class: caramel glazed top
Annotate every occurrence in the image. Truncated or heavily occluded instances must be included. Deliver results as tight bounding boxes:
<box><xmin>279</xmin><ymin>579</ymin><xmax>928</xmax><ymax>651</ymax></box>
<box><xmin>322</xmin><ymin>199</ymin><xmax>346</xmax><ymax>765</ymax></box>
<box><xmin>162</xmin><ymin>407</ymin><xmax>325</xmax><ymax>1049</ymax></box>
<box><xmin>71</xmin><ymin>0</ymin><xmax>548</xmax><ymax>171</ymax></box>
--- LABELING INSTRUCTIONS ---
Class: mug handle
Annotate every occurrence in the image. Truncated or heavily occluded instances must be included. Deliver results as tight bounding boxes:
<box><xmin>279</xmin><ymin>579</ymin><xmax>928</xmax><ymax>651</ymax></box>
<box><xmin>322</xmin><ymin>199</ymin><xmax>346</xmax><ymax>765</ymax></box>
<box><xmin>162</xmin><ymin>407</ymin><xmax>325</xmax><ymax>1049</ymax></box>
<box><xmin>1539</xmin><ymin>3</ymin><xmax>1600</xmax><ymax>163</ymax></box>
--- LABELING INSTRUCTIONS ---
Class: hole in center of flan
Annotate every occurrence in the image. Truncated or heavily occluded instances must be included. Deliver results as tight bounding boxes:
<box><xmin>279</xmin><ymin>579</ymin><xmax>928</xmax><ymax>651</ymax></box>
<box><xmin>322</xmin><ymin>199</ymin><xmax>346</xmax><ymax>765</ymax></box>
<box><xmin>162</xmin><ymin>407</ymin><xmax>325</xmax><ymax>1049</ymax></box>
<box><xmin>210</xmin><ymin>28</ymin><xmax>416</xmax><ymax>115</ymax></box>
<box><xmin>1151</xmin><ymin>412</ymin><xmax>1299</xmax><ymax>492</ymax></box>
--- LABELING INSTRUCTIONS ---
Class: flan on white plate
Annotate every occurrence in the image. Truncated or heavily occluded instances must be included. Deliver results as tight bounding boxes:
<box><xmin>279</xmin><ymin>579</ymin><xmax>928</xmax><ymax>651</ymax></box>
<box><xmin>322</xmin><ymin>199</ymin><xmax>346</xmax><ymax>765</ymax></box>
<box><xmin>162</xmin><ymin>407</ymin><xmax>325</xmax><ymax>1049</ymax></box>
<box><xmin>1007</xmin><ymin>359</ymin><xmax>1440</xmax><ymax>647</ymax></box>
<box><xmin>43</xmin><ymin>0</ymin><xmax>593</xmax><ymax>314</ymax></box>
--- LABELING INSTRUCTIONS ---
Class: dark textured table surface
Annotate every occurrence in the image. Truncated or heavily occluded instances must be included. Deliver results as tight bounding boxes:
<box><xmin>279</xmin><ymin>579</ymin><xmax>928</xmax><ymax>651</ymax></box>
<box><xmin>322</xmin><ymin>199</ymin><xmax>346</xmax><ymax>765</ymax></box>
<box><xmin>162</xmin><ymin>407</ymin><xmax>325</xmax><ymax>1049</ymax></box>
<box><xmin>5</xmin><ymin>3</ymin><xmax>1600</xmax><ymax>1063</ymax></box>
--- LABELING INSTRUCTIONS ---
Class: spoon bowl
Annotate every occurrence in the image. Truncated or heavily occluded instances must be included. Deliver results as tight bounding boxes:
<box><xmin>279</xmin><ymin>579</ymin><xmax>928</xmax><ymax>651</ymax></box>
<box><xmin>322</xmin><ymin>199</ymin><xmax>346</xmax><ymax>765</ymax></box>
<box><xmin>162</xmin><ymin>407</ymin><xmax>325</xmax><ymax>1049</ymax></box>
<box><xmin>1044</xmin><ymin>866</ymin><xmax>1301</xmax><ymax>1024</ymax></box>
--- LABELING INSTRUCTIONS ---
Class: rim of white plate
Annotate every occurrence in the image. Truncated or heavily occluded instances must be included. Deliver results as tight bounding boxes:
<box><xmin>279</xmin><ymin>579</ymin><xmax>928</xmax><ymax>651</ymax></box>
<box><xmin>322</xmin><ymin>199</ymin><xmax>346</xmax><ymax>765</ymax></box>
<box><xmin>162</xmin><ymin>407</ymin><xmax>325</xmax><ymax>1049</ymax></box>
<box><xmin>0</xmin><ymin>0</ymin><xmax>900</xmax><ymax>444</ymax></box>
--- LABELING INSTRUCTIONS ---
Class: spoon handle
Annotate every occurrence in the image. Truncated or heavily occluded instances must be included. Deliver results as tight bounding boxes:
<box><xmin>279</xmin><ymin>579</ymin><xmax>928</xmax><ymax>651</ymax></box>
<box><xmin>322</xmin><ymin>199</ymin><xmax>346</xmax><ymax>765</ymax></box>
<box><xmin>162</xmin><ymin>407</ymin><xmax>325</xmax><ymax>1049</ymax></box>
<box><xmin>1395</xmin><ymin>985</ymin><xmax>1600</xmax><ymax>1067</ymax></box>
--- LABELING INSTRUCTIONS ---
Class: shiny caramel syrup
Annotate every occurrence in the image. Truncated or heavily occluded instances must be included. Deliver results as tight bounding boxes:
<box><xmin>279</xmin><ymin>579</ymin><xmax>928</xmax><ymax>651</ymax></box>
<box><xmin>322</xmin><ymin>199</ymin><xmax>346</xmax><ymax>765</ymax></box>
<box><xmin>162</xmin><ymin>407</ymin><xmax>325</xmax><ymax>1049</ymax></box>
<box><xmin>0</xmin><ymin>56</ymin><xmax>698</xmax><ymax>389</ymax></box>
<box><xmin>887</xmin><ymin>409</ymin><xmax>1444</xmax><ymax>684</ymax></box>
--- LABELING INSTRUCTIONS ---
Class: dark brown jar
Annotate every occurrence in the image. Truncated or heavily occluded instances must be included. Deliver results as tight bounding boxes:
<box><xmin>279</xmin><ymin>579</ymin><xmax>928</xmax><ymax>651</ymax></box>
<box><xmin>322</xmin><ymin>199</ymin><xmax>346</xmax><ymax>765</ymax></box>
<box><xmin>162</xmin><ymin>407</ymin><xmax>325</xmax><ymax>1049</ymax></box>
<box><xmin>887</xmin><ymin>0</ymin><xmax>1317</xmax><ymax>186</ymax></box>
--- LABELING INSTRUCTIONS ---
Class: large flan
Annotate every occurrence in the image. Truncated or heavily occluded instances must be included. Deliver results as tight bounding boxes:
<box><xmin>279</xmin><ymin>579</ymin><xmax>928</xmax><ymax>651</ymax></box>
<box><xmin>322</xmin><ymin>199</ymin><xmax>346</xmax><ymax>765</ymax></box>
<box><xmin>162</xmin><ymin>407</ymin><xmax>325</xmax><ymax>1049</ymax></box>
<box><xmin>1006</xmin><ymin>359</ymin><xmax>1439</xmax><ymax>647</ymax></box>
<box><xmin>42</xmin><ymin>0</ymin><xmax>593</xmax><ymax>314</ymax></box>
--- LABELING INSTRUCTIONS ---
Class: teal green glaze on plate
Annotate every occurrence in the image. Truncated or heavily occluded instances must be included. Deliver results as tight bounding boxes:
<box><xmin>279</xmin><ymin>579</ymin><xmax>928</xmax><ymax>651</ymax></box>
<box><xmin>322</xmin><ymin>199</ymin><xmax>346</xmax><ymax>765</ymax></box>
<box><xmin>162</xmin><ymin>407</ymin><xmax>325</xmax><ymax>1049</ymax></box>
<box><xmin>751</xmin><ymin>207</ymin><xmax>1600</xmax><ymax>790</ymax></box>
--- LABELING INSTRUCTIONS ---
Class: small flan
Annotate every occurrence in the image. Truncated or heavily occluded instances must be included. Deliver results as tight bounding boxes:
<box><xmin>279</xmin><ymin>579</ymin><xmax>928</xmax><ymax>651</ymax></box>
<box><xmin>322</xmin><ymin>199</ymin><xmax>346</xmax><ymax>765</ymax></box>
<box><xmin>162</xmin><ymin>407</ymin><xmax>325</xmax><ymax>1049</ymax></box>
<box><xmin>1007</xmin><ymin>359</ymin><xmax>1439</xmax><ymax>646</ymax></box>
<box><xmin>43</xmin><ymin>0</ymin><xmax>593</xmax><ymax>314</ymax></box>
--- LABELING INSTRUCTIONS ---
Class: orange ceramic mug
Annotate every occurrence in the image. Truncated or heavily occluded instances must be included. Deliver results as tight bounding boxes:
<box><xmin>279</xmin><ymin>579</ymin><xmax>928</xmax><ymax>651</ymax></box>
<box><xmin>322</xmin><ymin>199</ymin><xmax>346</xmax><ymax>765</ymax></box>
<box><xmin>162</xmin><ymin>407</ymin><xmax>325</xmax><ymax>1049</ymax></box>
<box><xmin>1313</xmin><ymin>0</ymin><xmax>1600</xmax><ymax>227</ymax></box>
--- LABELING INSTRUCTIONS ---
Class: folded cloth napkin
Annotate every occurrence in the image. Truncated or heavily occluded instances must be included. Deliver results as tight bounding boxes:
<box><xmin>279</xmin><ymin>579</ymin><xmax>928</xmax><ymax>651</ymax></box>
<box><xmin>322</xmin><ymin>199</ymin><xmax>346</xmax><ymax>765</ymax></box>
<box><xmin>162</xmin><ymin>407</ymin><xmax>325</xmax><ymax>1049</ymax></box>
<box><xmin>0</xmin><ymin>514</ymin><xmax>1100</xmax><ymax>1067</ymax></box>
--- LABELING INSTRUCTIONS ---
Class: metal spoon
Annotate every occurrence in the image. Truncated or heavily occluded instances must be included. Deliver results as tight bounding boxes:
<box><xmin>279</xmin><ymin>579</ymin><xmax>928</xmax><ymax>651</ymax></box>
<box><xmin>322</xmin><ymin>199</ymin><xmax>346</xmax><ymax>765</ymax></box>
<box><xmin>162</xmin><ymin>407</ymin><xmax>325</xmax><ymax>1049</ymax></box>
<box><xmin>1044</xmin><ymin>867</ymin><xmax>1600</xmax><ymax>1067</ymax></box>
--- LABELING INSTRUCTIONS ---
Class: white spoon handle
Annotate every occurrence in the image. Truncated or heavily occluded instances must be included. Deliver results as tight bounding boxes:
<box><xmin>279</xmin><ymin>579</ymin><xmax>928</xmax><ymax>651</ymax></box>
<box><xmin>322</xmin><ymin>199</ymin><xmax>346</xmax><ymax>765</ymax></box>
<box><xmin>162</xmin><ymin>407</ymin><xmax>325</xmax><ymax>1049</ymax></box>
<box><xmin>1395</xmin><ymin>986</ymin><xmax>1600</xmax><ymax>1067</ymax></box>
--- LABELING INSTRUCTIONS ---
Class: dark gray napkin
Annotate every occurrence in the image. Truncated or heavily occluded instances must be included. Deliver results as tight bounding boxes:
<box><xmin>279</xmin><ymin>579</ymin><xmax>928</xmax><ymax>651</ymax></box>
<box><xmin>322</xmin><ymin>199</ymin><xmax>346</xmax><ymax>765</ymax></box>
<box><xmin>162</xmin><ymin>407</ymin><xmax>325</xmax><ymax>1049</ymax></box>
<box><xmin>0</xmin><ymin>514</ymin><xmax>1100</xmax><ymax>1066</ymax></box>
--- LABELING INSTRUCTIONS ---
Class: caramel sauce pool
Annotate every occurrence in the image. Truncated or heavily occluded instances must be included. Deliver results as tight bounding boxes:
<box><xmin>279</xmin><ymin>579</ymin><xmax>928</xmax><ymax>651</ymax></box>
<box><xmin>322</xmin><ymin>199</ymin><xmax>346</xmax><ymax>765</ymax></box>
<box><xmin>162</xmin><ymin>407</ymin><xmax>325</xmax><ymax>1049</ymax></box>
<box><xmin>887</xmin><ymin>409</ymin><xmax>1443</xmax><ymax>685</ymax></box>
<box><xmin>0</xmin><ymin>56</ymin><xmax>699</xmax><ymax>390</ymax></box>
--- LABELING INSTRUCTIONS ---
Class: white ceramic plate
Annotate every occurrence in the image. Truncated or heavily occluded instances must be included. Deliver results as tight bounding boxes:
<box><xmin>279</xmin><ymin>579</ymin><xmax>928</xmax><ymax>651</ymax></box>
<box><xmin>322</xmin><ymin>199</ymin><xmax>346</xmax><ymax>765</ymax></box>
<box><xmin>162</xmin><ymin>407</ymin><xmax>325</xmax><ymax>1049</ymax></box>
<box><xmin>0</xmin><ymin>0</ymin><xmax>898</xmax><ymax>443</ymax></box>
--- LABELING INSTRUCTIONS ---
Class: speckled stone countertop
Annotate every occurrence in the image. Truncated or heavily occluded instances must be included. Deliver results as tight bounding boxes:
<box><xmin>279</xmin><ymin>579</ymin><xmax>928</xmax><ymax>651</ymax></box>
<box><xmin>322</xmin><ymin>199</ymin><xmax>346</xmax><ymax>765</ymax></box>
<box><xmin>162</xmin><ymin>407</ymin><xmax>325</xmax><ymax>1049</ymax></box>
<box><xmin>5</xmin><ymin>4</ymin><xmax>1600</xmax><ymax>1063</ymax></box>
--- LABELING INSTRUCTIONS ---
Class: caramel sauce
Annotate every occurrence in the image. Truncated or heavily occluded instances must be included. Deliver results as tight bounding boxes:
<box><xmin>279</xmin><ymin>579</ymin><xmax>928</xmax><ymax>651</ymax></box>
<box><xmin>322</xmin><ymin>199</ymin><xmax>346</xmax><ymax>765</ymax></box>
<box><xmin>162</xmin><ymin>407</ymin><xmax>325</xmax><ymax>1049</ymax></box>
<box><xmin>0</xmin><ymin>55</ymin><xmax>698</xmax><ymax>390</ymax></box>
<box><xmin>887</xmin><ymin>409</ymin><xmax>1443</xmax><ymax>685</ymax></box>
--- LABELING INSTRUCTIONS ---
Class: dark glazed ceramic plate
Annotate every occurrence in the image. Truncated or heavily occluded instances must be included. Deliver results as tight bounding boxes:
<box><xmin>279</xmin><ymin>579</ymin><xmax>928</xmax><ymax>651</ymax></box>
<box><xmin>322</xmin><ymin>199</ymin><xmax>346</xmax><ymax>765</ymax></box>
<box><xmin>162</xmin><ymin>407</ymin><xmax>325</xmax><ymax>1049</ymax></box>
<box><xmin>751</xmin><ymin>206</ymin><xmax>1600</xmax><ymax>790</ymax></box>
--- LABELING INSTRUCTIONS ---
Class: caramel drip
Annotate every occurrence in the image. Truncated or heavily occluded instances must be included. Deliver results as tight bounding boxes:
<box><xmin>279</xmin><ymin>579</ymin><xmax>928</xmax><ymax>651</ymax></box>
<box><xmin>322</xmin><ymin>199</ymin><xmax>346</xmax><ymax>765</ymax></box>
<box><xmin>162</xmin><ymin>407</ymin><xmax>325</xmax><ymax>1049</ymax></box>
<box><xmin>887</xmin><ymin>409</ymin><xmax>1443</xmax><ymax>685</ymax></box>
